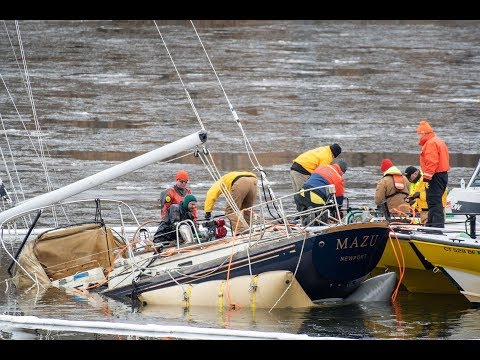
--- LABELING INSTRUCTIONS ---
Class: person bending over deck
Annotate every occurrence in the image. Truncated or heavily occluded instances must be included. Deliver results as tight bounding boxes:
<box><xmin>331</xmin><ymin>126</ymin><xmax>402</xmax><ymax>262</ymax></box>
<box><xmin>204</xmin><ymin>171</ymin><xmax>258</xmax><ymax>234</ymax></box>
<box><xmin>290</xmin><ymin>143</ymin><xmax>342</xmax><ymax>193</ymax></box>
<box><xmin>294</xmin><ymin>159</ymin><xmax>347</xmax><ymax>225</ymax></box>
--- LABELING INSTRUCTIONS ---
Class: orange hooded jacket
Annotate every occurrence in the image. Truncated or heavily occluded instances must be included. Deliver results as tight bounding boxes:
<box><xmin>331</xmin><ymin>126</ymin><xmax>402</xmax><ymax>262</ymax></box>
<box><xmin>418</xmin><ymin>132</ymin><xmax>450</xmax><ymax>181</ymax></box>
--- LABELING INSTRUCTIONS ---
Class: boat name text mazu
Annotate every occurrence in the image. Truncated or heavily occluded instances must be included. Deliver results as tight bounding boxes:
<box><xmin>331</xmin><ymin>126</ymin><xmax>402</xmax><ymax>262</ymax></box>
<box><xmin>336</xmin><ymin>235</ymin><xmax>380</xmax><ymax>250</ymax></box>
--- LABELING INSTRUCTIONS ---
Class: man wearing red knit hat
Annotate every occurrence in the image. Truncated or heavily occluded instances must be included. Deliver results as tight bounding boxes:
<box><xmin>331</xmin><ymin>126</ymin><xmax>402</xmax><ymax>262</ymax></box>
<box><xmin>416</xmin><ymin>120</ymin><xmax>450</xmax><ymax>228</ymax></box>
<box><xmin>158</xmin><ymin>170</ymin><xmax>197</xmax><ymax>221</ymax></box>
<box><xmin>374</xmin><ymin>158</ymin><xmax>410</xmax><ymax>214</ymax></box>
<box><xmin>380</xmin><ymin>159</ymin><xmax>394</xmax><ymax>173</ymax></box>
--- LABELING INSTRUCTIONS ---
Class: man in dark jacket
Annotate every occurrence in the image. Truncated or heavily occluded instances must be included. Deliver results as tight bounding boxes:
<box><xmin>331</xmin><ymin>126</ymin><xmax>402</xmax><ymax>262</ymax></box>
<box><xmin>153</xmin><ymin>194</ymin><xmax>198</xmax><ymax>246</ymax></box>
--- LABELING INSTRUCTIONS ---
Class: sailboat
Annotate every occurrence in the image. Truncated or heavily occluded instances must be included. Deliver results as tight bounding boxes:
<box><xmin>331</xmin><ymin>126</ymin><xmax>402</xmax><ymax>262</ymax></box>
<box><xmin>0</xmin><ymin>20</ymin><xmax>393</xmax><ymax>309</ymax></box>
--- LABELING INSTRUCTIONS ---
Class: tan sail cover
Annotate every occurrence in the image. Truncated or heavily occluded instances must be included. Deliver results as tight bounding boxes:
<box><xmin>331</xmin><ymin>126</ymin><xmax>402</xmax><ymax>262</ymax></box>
<box><xmin>12</xmin><ymin>223</ymin><xmax>124</xmax><ymax>288</ymax></box>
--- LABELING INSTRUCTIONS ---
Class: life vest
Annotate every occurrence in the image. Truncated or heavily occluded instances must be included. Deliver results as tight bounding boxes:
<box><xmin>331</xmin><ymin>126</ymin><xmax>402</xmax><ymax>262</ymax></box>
<box><xmin>160</xmin><ymin>186</ymin><xmax>197</xmax><ymax>220</ymax></box>
<box><xmin>385</xmin><ymin>174</ymin><xmax>409</xmax><ymax>199</ymax></box>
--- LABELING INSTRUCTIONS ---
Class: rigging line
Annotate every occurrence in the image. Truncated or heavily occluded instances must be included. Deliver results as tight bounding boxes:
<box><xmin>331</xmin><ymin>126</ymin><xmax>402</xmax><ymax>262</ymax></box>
<box><xmin>152</xmin><ymin>21</ymin><xmax>255</xmax><ymax>223</ymax></box>
<box><xmin>154</xmin><ymin>20</ymin><xmax>241</xmax><ymax>220</ymax></box>
<box><xmin>198</xmin><ymin>146</ymin><xmax>226</xmax><ymax>186</ymax></box>
<box><xmin>153</xmin><ymin>20</ymin><xmax>206</xmax><ymax>132</ymax></box>
<box><xmin>189</xmin><ymin>20</ymin><xmax>264</xmax><ymax>170</ymax></box>
<box><xmin>0</xmin><ymin>28</ymin><xmax>39</xmax><ymax>161</ymax></box>
<box><xmin>0</xmin><ymin>112</ymin><xmax>27</xmax><ymax>205</ymax></box>
<box><xmin>197</xmin><ymin>149</ymin><xmax>220</xmax><ymax>183</ymax></box>
<box><xmin>197</xmin><ymin>151</ymin><xmax>245</xmax><ymax>222</ymax></box>
<box><xmin>189</xmin><ymin>20</ymin><xmax>281</xmax><ymax>216</ymax></box>
<box><xmin>0</xmin><ymin>73</ymin><xmax>54</xmax><ymax>199</ymax></box>
<box><xmin>12</xmin><ymin>21</ymin><xmax>65</xmax><ymax>222</ymax></box>
<box><xmin>197</xmin><ymin>150</ymin><xmax>245</xmax><ymax>221</ymax></box>
<box><xmin>0</xmin><ymin>73</ymin><xmax>40</xmax><ymax>158</ymax></box>
<box><xmin>2</xmin><ymin>22</ymin><xmax>63</xmax><ymax>227</ymax></box>
<box><xmin>269</xmin><ymin>231</ymin><xmax>308</xmax><ymax>312</ymax></box>
<box><xmin>15</xmin><ymin>21</ymin><xmax>55</xmax><ymax>193</ymax></box>
<box><xmin>2</xmin><ymin>21</ymin><xmax>26</xmax><ymax>91</ymax></box>
<box><xmin>170</xmin><ymin>151</ymin><xmax>197</xmax><ymax>162</ymax></box>
<box><xmin>0</xmin><ymin>147</ymin><xmax>15</xmax><ymax>205</ymax></box>
<box><xmin>0</xmin><ymin>146</ymin><xmax>32</xmax><ymax>230</ymax></box>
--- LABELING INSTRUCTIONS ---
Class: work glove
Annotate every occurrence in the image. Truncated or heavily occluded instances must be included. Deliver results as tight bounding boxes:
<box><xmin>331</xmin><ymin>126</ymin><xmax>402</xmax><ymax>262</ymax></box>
<box><xmin>204</xmin><ymin>212</ymin><xmax>211</xmax><ymax>220</ymax></box>
<box><xmin>423</xmin><ymin>177</ymin><xmax>430</xmax><ymax>190</ymax></box>
<box><xmin>405</xmin><ymin>192</ymin><xmax>419</xmax><ymax>206</ymax></box>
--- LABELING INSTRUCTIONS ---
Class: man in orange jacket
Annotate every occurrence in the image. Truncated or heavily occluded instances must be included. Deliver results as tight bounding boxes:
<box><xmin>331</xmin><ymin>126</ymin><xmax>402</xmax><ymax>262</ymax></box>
<box><xmin>159</xmin><ymin>170</ymin><xmax>198</xmax><ymax>221</ymax></box>
<box><xmin>417</xmin><ymin>120</ymin><xmax>450</xmax><ymax>228</ymax></box>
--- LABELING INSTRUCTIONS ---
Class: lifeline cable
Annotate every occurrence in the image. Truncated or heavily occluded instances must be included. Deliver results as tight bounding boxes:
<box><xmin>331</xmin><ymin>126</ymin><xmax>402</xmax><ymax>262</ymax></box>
<box><xmin>189</xmin><ymin>20</ymin><xmax>283</xmax><ymax>220</ymax></box>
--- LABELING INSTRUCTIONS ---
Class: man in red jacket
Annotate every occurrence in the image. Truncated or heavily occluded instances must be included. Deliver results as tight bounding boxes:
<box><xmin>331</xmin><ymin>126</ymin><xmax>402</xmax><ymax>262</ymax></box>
<box><xmin>159</xmin><ymin>170</ymin><xmax>198</xmax><ymax>221</ymax></box>
<box><xmin>417</xmin><ymin>120</ymin><xmax>450</xmax><ymax>228</ymax></box>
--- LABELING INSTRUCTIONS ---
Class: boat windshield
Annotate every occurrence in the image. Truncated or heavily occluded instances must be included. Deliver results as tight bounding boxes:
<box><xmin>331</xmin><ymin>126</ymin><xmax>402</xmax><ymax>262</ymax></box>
<box><xmin>469</xmin><ymin>160</ymin><xmax>480</xmax><ymax>188</ymax></box>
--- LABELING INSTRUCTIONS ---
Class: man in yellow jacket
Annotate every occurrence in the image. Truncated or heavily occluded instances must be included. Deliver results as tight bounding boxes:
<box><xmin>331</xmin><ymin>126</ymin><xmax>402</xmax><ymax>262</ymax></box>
<box><xmin>204</xmin><ymin>171</ymin><xmax>258</xmax><ymax>234</ymax></box>
<box><xmin>290</xmin><ymin>143</ymin><xmax>342</xmax><ymax>193</ymax></box>
<box><xmin>404</xmin><ymin>166</ymin><xmax>448</xmax><ymax>225</ymax></box>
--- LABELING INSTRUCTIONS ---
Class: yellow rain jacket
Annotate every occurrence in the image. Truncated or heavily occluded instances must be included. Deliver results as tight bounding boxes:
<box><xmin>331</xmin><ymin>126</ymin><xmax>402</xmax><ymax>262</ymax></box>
<box><xmin>204</xmin><ymin>171</ymin><xmax>257</xmax><ymax>213</ymax></box>
<box><xmin>410</xmin><ymin>170</ymin><xmax>447</xmax><ymax>211</ymax></box>
<box><xmin>292</xmin><ymin>145</ymin><xmax>334</xmax><ymax>174</ymax></box>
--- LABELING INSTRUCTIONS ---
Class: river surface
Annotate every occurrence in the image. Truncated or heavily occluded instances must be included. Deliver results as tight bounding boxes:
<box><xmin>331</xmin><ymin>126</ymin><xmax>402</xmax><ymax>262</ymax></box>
<box><xmin>0</xmin><ymin>20</ymin><xmax>479</xmax><ymax>341</ymax></box>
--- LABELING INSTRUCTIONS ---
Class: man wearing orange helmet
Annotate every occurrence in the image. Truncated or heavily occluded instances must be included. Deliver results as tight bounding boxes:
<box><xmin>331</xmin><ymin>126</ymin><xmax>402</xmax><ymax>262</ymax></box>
<box><xmin>416</xmin><ymin>120</ymin><xmax>450</xmax><ymax>228</ymax></box>
<box><xmin>159</xmin><ymin>170</ymin><xmax>198</xmax><ymax>221</ymax></box>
